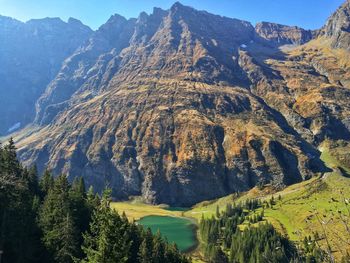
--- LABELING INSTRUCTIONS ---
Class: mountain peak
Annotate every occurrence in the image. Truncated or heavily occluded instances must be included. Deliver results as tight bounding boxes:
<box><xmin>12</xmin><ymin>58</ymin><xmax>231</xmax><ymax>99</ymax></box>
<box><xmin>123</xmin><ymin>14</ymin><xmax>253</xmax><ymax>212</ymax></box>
<box><xmin>0</xmin><ymin>15</ymin><xmax>23</xmax><ymax>27</ymax></box>
<box><xmin>105</xmin><ymin>14</ymin><xmax>127</xmax><ymax>25</ymax></box>
<box><xmin>170</xmin><ymin>1</ymin><xmax>194</xmax><ymax>13</ymax></box>
<box><xmin>171</xmin><ymin>1</ymin><xmax>185</xmax><ymax>9</ymax></box>
<box><xmin>97</xmin><ymin>13</ymin><xmax>129</xmax><ymax>37</ymax></box>
<box><xmin>137</xmin><ymin>11</ymin><xmax>149</xmax><ymax>23</ymax></box>
<box><xmin>68</xmin><ymin>17</ymin><xmax>83</xmax><ymax>25</ymax></box>
<box><xmin>152</xmin><ymin>7</ymin><xmax>167</xmax><ymax>18</ymax></box>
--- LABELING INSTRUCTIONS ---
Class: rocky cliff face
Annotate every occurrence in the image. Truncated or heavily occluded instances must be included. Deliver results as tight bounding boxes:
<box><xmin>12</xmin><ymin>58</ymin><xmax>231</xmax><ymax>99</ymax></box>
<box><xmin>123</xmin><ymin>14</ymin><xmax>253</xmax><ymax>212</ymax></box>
<box><xmin>8</xmin><ymin>1</ymin><xmax>350</xmax><ymax>206</ymax></box>
<box><xmin>0</xmin><ymin>16</ymin><xmax>92</xmax><ymax>135</ymax></box>
<box><xmin>35</xmin><ymin>3</ymin><xmax>255</xmax><ymax>127</ymax></box>
<box><xmin>321</xmin><ymin>0</ymin><xmax>350</xmax><ymax>50</ymax></box>
<box><xmin>255</xmin><ymin>22</ymin><xmax>313</xmax><ymax>45</ymax></box>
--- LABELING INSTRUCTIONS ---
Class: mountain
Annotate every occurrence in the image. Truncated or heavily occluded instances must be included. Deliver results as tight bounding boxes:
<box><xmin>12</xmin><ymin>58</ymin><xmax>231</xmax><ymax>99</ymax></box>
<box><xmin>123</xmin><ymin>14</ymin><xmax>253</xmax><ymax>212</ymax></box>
<box><xmin>7</xmin><ymin>1</ymin><xmax>350</xmax><ymax>206</ymax></box>
<box><xmin>321</xmin><ymin>0</ymin><xmax>350</xmax><ymax>50</ymax></box>
<box><xmin>0</xmin><ymin>16</ymin><xmax>92</xmax><ymax>135</ymax></box>
<box><xmin>255</xmin><ymin>22</ymin><xmax>314</xmax><ymax>45</ymax></box>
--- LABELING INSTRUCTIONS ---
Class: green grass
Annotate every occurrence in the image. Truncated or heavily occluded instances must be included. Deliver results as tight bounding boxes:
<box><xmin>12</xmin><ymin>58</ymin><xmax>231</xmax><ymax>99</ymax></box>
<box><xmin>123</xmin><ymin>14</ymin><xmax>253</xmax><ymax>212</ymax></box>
<box><xmin>110</xmin><ymin>200</ymin><xmax>184</xmax><ymax>221</ymax></box>
<box><xmin>111</xmin><ymin>144</ymin><xmax>350</xmax><ymax>260</ymax></box>
<box><xmin>184</xmin><ymin>145</ymin><xmax>350</xmax><ymax>259</ymax></box>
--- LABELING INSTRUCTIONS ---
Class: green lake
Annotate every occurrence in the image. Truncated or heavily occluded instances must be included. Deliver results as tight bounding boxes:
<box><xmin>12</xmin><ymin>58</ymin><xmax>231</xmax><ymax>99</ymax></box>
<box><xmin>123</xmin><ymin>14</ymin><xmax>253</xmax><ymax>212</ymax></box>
<box><xmin>138</xmin><ymin>215</ymin><xmax>197</xmax><ymax>252</ymax></box>
<box><xmin>164</xmin><ymin>207</ymin><xmax>190</xmax><ymax>212</ymax></box>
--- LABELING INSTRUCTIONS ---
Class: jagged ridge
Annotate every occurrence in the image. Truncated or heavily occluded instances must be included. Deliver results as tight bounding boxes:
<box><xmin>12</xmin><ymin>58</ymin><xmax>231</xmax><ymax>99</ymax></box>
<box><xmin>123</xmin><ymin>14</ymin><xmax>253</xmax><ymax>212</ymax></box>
<box><xmin>7</xmin><ymin>1</ymin><xmax>350</xmax><ymax>206</ymax></box>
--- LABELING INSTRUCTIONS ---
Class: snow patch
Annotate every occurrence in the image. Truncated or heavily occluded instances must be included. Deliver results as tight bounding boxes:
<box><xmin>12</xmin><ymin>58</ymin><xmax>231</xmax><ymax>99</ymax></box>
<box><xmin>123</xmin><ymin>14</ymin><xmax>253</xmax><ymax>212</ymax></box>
<box><xmin>8</xmin><ymin>122</ymin><xmax>21</xmax><ymax>133</ymax></box>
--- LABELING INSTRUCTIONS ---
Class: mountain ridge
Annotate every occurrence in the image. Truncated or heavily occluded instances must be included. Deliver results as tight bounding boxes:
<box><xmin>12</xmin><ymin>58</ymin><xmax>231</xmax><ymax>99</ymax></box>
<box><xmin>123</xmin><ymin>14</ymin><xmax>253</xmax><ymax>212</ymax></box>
<box><xmin>0</xmin><ymin>15</ymin><xmax>92</xmax><ymax>135</ymax></box>
<box><xmin>3</xmin><ymin>1</ymin><xmax>350</xmax><ymax>206</ymax></box>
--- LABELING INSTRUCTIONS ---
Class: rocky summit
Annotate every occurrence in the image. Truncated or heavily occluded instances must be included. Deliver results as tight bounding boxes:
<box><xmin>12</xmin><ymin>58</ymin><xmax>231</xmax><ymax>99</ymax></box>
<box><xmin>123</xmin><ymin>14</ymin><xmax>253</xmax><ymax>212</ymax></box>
<box><xmin>5</xmin><ymin>1</ymin><xmax>350</xmax><ymax>206</ymax></box>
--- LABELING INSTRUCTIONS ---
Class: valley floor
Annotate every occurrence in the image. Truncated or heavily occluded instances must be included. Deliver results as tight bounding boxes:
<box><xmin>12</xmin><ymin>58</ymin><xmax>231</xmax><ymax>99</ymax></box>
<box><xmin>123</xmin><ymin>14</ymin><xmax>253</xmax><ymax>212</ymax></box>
<box><xmin>111</xmin><ymin>143</ymin><xmax>350</xmax><ymax>262</ymax></box>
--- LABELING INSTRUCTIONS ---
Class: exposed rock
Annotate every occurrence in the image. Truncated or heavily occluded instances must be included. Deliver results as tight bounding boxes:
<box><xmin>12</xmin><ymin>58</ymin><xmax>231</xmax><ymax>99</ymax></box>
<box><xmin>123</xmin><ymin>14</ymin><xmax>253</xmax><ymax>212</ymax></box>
<box><xmin>321</xmin><ymin>0</ymin><xmax>350</xmax><ymax>50</ymax></box>
<box><xmin>4</xmin><ymin>1</ymin><xmax>349</xmax><ymax>206</ymax></box>
<box><xmin>35</xmin><ymin>15</ymin><xmax>136</xmax><ymax>124</ymax></box>
<box><xmin>0</xmin><ymin>16</ymin><xmax>92</xmax><ymax>135</ymax></box>
<box><xmin>18</xmin><ymin>80</ymin><xmax>324</xmax><ymax>206</ymax></box>
<box><xmin>255</xmin><ymin>22</ymin><xmax>313</xmax><ymax>45</ymax></box>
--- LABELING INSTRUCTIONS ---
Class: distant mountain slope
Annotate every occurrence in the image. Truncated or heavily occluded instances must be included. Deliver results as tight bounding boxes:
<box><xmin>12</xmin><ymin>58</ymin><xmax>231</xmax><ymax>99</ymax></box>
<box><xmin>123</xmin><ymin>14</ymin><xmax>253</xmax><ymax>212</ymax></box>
<box><xmin>0</xmin><ymin>16</ymin><xmax>92</xmax><ymax>135</ymax></box>
<box><xmin>255</xmin><ymin>22</ymin><xmax>314</xmax><ymax>45</ymax></box>
<box><xmin>321</xmin><ymin>0</ymin><xmax>350</xmax><ymax>50</ymax></box>
<box><xmin>8</xmin><ymin>1</ymin><xmax>350</xmax><ymax>206</ymax></box>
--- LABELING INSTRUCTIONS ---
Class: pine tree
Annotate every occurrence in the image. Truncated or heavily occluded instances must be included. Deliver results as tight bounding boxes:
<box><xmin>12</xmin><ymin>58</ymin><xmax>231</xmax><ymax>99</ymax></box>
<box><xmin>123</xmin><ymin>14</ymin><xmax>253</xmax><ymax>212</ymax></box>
<box><xmin>0</xmin><ymin>139</ymin><xmax>45</xmax><ymax>263</ymax></box>
<box><xmin>38</xmin><ymin>174</ymin><xmax>79</xmax><ymax>263</ymax></box>
<box><xmin>210</xmin><ymin>246</ymin><xmax>227</xmax><ymax>263</ymax></box>
<box><xmin>69</xmin><ymin>176</ymin><xmax>91</xmax><ymax>257</ymax></box>
<box><xmin>82</xmin><ymin>189</ymin><xmax>131</xmax><ymax>263</ymax></box>
<box><xmin>86</xmin><ymin>185</ymin><xmax>100</xmax><ymax>211</ymax></box>
<box><xmin>138</xmin><ymin>228</ymin><xmax>153</xmax><ymax>263</ymax></box>
<box><xmin>152</xmin><ymin>231</ymin><xmax>165</xmax><ymax>263</ymax></box>
<box><xmin>1</xmin><ymin>141</ymin><xmax>190</xmax><ymax>263</ymax></box>
<box><xmin>56</xmin><ymin>213</ymin><xmax>79</xmax><ymax>262</ymax></box>
<box><xmin>39</xmin><ymin>169</ymin><xmax>54</xmax><ymax>198</ymax></box>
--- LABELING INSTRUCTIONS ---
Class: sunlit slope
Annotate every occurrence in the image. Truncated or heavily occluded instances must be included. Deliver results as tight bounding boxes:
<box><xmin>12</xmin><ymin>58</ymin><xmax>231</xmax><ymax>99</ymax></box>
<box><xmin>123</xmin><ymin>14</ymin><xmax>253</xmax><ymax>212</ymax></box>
<box><xmin>185</xmin><ymin>144</ymin><xmax>350</xmax><ymax>258</ymax></box>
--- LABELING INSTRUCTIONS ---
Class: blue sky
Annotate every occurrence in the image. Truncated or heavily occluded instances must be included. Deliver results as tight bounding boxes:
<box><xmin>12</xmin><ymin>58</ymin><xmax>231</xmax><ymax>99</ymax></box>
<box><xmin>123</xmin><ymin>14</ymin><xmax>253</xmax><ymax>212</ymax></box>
<box><xmin>0</xmin><ymin>0</ymin><xmax>345</xmax><ymax>30</ymax></box>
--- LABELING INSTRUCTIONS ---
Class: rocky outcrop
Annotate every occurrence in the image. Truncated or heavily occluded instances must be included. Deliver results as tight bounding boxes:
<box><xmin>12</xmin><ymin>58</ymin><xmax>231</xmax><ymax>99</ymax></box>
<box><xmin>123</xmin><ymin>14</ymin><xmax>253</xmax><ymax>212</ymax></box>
<box><xmin>255</xmin><ymin>22</ymin><xmax>313</xmax><ymax>45</ymax></box>
<box><xmin>35</xmin><ymin>15</ymin><xmax>136</xmax><ymax>124</ymax></box>
<box><xmin>0</xmin><ymin>16</ymin><xmax>92</xmax><ymax>135</ymax></box>
<box><xmin>321</xmin><ymin>0</ymin><xmax>350</xmax><ymax>50</ymax></box>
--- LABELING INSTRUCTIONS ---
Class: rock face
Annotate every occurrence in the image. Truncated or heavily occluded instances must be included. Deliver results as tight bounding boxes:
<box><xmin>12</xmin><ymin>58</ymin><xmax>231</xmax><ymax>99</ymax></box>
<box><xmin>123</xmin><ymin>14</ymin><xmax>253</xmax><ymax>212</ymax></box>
<box><xmin>255</xmin><ymin>22</ymin><xmax>313</xmax><ymax>45</ymax></box>
<box><xmin>6</xmin><ymin>1</ymin><xmax>350</xmax><ymax>206</ymax></box>
<box><xmin>321</xmin><ymin>0</ymin><xmax>350</xmax><ymax>50</ymax></box>
<box><xmin>0</xmin><ymin>16</ymin><xmax>92</xmax><ymax>135</ymax></box>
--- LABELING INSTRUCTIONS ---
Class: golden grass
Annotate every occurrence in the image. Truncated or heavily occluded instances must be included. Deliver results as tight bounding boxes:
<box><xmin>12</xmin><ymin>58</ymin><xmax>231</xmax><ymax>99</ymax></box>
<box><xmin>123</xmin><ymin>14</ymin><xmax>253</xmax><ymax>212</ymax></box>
<box><xmin>110</xmin><ymin>200</ymin><xmax>184</xmax><ymax>221</ymax></box>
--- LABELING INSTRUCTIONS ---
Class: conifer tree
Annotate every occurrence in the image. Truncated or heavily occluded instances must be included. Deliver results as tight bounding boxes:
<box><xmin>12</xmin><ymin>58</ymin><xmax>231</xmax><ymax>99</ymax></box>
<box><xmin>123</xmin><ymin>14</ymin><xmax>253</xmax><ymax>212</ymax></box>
<box><xmin>138</xmin><ymin>229</ymin><xmax>153</xmax><ymax>263</ymax></box>
<box><xmin>38</xmin><ymin>174</ymin><xmax>80</xmax><ymax>263</ymax></box>
<box><xmin>152</xmin><ymin>231</ymin><xmax>165</xmax><ymax>263</ymax></box>
<box><xmin>39</xmin><ymin>169</ymin><xmax>54</xmax><ymax>198</ymax></box>
<box><xmin>57</xmin><ymin>213</ymin><xmax>79</xmax><ymax>262</ymax></box>
<box><xmin>0</xmin><ymin>141</ymin><xmax>189</xmax><ymax>263</ymax></box>
<box><xmin>0</xmin><ymin>139</ymin><xmax>44</xmax><ymax>263</ymax></box>
<box><xmin>82</xmin><ymin>189</ymin><xmax>131</xmax><ymax>263</ymax></box>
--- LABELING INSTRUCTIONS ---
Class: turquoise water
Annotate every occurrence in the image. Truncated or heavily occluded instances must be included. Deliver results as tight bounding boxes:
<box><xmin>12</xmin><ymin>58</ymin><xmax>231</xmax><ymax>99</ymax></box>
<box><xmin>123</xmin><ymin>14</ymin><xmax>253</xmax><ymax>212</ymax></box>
<box><xmin>138</xmin><ymin>215</ymin><xmax>197</xmax><ymax>252</ymax></box>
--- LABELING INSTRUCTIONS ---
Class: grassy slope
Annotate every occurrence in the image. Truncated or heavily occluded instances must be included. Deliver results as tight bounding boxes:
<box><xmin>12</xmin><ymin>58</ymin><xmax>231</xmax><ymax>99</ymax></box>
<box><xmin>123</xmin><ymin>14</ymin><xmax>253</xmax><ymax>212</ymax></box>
<box><xmin>184</xmin><ymin>144</ymin><xmax>350</xmax><ymax>259</ymax></box>
<box><xmin>111</xmin><ymin>144</ymin><xmax>350</xmax><ymax>260</ymax></box>
<box><xmin>111</xmin><ymin>200</ymin><xmax>184</xmax><ymax>221</ymax></box>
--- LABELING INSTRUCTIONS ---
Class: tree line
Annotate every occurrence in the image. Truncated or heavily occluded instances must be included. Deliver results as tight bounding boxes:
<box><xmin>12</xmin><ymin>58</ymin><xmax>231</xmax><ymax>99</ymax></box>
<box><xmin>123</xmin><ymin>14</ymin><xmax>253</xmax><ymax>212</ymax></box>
<box><xmin>0</xmin><ymin>139</ymin><xmax>189</xmax><ymax>263</ymax></box>
<box><xmin>199</xmin><ymin>199</ymin><xmax>331</xmax><ymax>263</ymax></box>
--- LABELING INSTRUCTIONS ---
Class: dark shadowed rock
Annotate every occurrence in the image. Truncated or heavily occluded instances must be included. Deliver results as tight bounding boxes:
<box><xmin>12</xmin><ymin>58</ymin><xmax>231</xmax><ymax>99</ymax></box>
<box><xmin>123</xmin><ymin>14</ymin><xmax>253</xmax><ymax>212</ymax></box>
<box><xmin>255</xmin><ymin>22</ymin><xmax>313</xmax><ymax>45</ymax></box>
<box><xmin>0</xmin><ymin>16</ymin><xmax>92</xmax><ymax>135</ymax></box>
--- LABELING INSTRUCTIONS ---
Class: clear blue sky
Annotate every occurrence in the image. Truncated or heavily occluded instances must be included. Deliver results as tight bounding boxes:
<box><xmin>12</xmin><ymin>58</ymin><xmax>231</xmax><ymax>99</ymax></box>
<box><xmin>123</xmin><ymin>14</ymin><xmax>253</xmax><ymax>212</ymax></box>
<box><xmin>0</xmin><ymin>0</ymin><xmax>345</xmax><ymax>30</ymax></box>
